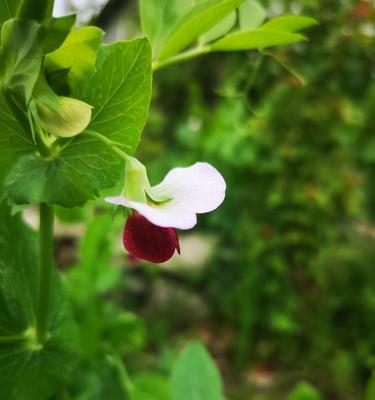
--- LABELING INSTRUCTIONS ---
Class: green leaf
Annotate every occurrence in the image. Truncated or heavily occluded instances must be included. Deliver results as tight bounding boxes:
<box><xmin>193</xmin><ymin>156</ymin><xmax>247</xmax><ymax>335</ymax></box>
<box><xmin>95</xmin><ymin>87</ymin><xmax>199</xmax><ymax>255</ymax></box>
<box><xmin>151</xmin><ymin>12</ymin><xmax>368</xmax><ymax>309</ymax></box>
<box><xmin>139</xmin><ymin>0</ymin><xmax>195</xmax><ymax>58</ymax></box>
<box><xmin>288</xmin><ymin>381</ymin><xmax>321</xmax><ymax>400</ymax></box>
<box><xmin>158</xmin><ymin>0</ymin><xmax>245</xmax><ymax>62</ymax></box>
<box><xmin>0</xmin><ymin>202</ymin><xmax>78</xmax><ymax>400</ymax></box>
<box><xmin>211</xmin><ymin>28</ymin><xmax>306</xmax><ymax>51</ymax></box>
<box><xmin>0</xmin><ymin>92</ymin><xmax>34</xmax><ymax>197</ymax></box>
<box><xmin>170</xmin><ymin>341</ymin><xmax>225</xmax><ymax>400</ymax></box>
<box><xmin>17</xmin><ymin>0</ymin><xmax>54</xmax><ymax>22</ymax></box>
<box><xmin>76</xmin><ymin>38</ymin><xmax>152</xmax><ymax>154</ymax></box>
<box><xmin>239</xmin><ymin>0</ymin><xmax>266</xmax><ymax>30</ymax></box>
<box><xmin>45</xmin><ymin>26</ymin><xmax>104</xmax><ymax>90</ymax></box>
<box><xmin>261</xmin><ymin>15</ymin><xmax>318</xmax><ymax>33</ymax></box>
<box><xmin>133</xmin><ymin>373</ymin><xmax>169</xmax><ymax>400</ymax></box>
<box><xmin>200</xmin><ymin>11</ymin><xmax>236</xmax><ymax>44</ymax></box>
<box><xmin>366</xmin><ymin>374</ymin><xmax>375</xmax><ymax>400</ymax></box>
<box><xmin>42</xmin><ymin>14</ymin><xmax>76</xmax><ymax>54</ymax></box>
<box><xmin>0</xmin><ymin>0</ymin><xmax>21</xmax><ymax>30</ymax></box>
<box><xmin>0</xmin><ymin>19</ymin><xmax>43</xmax><ymax>106</ymax></box>
<box><xmin>4</xmin><ymin>135</ymin><xmax>123</xmax><ymax>207</ymax></box>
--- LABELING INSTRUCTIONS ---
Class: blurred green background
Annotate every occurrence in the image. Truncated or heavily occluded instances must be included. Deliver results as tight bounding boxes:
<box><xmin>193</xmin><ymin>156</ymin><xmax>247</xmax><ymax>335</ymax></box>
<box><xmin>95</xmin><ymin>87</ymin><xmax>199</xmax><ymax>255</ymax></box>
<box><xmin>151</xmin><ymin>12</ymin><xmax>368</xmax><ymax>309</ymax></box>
<box><xmin>52</xmin><ymin>0</ymin><xmax>375</xmax><ymax>398</ymax></box>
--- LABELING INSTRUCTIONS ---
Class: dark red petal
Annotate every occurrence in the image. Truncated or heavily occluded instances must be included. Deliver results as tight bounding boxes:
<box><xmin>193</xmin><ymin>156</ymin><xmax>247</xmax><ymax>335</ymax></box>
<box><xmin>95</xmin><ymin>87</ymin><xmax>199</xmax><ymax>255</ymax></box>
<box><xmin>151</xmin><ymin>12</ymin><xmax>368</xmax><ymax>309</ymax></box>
<box><xmin>123</xmin><ymin>214</ymin><xmax>180</xmax><ymax>263</ymax></box>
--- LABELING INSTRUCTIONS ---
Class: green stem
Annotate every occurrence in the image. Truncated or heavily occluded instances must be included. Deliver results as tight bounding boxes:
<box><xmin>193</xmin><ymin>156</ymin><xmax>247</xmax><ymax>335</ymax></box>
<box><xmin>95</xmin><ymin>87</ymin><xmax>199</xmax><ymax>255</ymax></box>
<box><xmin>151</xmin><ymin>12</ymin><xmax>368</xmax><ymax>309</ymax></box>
<box><xmin>152</xmin><ymin>46</ymin><xmax>211</xmax><ymax>71</ymax></box>
<box><xmin>36</xmin><ymin>203</ymin><xmax>54</xmax><ymax>344</ymax></box>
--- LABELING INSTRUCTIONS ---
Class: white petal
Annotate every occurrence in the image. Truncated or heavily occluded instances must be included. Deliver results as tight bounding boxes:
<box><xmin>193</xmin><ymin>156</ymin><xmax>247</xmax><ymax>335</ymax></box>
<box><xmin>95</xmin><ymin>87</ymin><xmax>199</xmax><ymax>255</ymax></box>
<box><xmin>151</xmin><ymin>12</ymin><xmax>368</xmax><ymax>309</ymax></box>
<box><xmin>149</xmin><ymin>162</ymin><xmax>226</xmax><ymax>214</ymax></box>
<box><xmin>105</xmin><ymin>196</ymin><xmax>197</xmax><ymax>230</ymax></box>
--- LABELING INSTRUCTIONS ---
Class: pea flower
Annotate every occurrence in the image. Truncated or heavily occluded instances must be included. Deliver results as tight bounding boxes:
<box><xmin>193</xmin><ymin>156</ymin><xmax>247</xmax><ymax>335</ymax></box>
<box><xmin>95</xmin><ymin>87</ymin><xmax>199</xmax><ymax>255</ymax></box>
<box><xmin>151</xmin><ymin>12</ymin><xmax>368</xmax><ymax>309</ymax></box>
<box><xmin>105</xmin><ymin>157</ymin><xmax>226</xmax><ymax>263</ymax></box>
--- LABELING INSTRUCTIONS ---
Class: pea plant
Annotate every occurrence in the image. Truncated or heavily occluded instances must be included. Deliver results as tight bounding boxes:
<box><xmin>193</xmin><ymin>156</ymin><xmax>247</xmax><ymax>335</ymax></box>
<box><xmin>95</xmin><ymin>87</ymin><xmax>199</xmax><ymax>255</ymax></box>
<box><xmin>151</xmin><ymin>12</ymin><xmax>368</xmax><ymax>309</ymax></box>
<box><xmin>0</xmin><ymin>0</ymin><xmax>315</xmax><ymax>398</ymax></box>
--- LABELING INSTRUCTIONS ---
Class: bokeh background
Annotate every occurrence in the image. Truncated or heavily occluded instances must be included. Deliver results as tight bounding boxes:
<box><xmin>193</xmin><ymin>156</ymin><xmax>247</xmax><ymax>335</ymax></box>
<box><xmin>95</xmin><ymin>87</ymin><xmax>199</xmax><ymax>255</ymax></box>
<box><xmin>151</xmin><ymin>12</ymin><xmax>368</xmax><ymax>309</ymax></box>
<box><xmin>49</xmin><ymin>0</ymin><xmax>375</xmax><ymax>399</ymax></box>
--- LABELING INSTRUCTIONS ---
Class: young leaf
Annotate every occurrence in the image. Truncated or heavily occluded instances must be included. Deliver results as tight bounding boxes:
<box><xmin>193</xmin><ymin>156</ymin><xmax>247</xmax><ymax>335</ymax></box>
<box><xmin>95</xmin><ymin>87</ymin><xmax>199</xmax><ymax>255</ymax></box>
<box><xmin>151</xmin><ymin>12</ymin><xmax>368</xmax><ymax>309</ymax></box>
<box><xmin>4</xmin><ymin>136</ymin><xmax>123</xmax><ymax>207</ymax></box>
<box><xmin>200</xmin><ymin>11</ymin><xmax>236</xmax><ymax>44</ymax></box>
<box><xmin>211</xmin><ymin>28</ymin><xmax>306</xmax><ymax>51</ymax></box>
<box><xmin>170</xmin><ymin>341</ymin><xmax>225</xmax><ymax>400</ymax></box>
<box><xmin>45</xmin><ymin>26</ymin><xmax>104</xmax><ymax>90</ymax></box>
<box><xmin>75</xmin><ymin>38</ymin><xmax>152</xmax><ymax>153</ymax></box>
<box><xmin>239</xmin><ymin>0</ymin><xmax>266</xmax><ymax>30</ymax></box>
<box><xmin>0</xmin><ymin>19</ymin><xmax>43</xmax><ymax>106</ymax></box>
<box><xmin>158</xmin><ymin>0</ymin><xmax>245</xmax><ymax>62</ymax></box>
<box><xmin>0</xmin><ymin>202</ymin><xmax>78</xmax><ymax>400</ymax></box>
<box><xmin>261</xmin><ymin>15</ymin><xmax>318</xmax><ymax>33</ymax></box>
<box><xmin>139</xmin><ymin>0</ymin><xmax>195</xmax><ymax>57</ymax></box>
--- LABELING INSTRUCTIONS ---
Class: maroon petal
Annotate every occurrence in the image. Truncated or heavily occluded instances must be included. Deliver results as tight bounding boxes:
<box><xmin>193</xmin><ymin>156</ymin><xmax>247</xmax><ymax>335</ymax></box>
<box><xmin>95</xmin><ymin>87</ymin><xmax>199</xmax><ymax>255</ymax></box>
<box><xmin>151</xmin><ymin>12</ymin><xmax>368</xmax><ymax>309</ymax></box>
<box><xmin>123</xmin><ymin>214</ymin><xmax>180</xmax><ymax>263</ymax></box>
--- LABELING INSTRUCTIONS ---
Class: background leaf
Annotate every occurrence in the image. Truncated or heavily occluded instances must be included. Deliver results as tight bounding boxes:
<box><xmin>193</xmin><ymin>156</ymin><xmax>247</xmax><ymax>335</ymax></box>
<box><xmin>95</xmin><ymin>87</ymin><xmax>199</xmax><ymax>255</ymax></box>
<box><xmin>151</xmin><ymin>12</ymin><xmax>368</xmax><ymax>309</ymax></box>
<box><xmin>0</xmin><ymin>202</ymin><xmax>78</xmax><ymax>400</ymax></box>
<box><xmin>158</xmin><ymin>0</ymin><xmax>245</xmax><ymax>62</ymax></box>
<box><xmin>261</xmin><ymin>15</ymin><xmax>318</xmax><ymax>33</ymax></box>
<box><xmin>211</xmin><ymin>28</ymin><xmax>305</xmax><ymax>51</ymax></box>
<box><xmin>239</xmin><ymin>0</ymin><xmax>266</xmax><ymax>30</ymax></box>
<box><xmin>170</xmin><ymin>341</ymin><xmax>225</xmax><ymax>400</ymax></box>
<box><xmin>139</xmin><ymin>0</ymin><xmax>194</xmax><ymax>58</ymax></box>
<box><xmin>200</xmin><ymin>11</ymin><xmax>236</xmax><ymax>44</ymax></box>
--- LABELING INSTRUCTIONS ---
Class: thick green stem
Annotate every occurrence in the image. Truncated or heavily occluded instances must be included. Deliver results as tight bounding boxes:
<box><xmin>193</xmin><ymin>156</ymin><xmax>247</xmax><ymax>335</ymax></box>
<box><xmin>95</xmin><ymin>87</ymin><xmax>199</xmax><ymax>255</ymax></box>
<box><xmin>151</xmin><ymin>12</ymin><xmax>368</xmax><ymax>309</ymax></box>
<box><xmin>36</xmin><ymin>203</ymin><xmax>54</xmax><ymax>344</ymax></box>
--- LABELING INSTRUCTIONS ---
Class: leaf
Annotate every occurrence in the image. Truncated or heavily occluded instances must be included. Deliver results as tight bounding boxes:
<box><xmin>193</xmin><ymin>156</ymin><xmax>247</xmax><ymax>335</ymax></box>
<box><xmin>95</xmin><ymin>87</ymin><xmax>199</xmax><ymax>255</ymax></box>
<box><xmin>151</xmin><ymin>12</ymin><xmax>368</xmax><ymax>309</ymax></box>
<box><xmin>158</xmin><ymin>0</ymin><xmax>245</xmax><ymax>62</ymax></box>
<box><xmin>42</xmin><ymin>14</ymin><xmax>76</xmax><ymax>54</ymax></box>
<box><xmin>0</xmin><ymin>19</ymin><xmax>43</xmax><ymax>106</ymax></box>
<box><xmin>95</xmin><ymin>356</ymin><xmax>132</xmax><ymax>400</ymax></box>
<box><xmin>0</xmin><ymin>0</ymin><xmax>22</xmax><ymax>31</ymax></box>
<box><xmin>261</xmin><ymin>15</ymin><xmax>318</xmax><ymax>33</ymax></box>
<box><xmin>133</xmin><ymin>373</ymin><xmax>169</xmax><ymax>400</ymax></box>
<box><xmin>239</xmin><ymin>0</ymin><xmax>266</xmax><ymax>30</ymax></box>
<box><xmin>288</xmin><ymin>381</ymin><xmax>321</xmax><ymax>400</ymax></box>
<box><xmin>200</xmin><ymin>11</ymin><xmax>236</xmax><ymax>44</ymax></box>
<box><xmin>0</xmin><ymin>92</ymin><xmax>34</xmax><ymax>198</ymax></box>
<box><xmin>0</xmin><ymin>202</ymin><xmax>78</xmax><ymax>400</ymax></box>
<box><xmin>170</xmin><ymin>341</ymin><xmax>225</xmax><ymax>400</ymax></box>
<box><xmin>76</xmin><ymin>38</ymin><xmax>152</xmax><ymax>154</ymax></box>
<box><xmin>139</xmin><ymin>0</ymin><xmax>195</xmax><ymax>57</ymax></box>
<box><xmin>365</xmin><ymin>374</ymin><xmax>375</xmax><ymax>400</ymax></box>
<box><xmin>45</xmin><ymin>26</ymin><xmax>104</xmax><ymax>90</ymax></box>
<box><xmin>17</xmin><ymin>0</ymin><xmax>54</xmax><ymax>22</ymax></box>
<box><xmin>4</xmin><ymin>135</ymin><xmax>123</xmax><ymax>208</ymax></box>
<box><xmin>211</xmin><ymin>28</ymin><xmax>306</xmax><ymax>51</ymax></box>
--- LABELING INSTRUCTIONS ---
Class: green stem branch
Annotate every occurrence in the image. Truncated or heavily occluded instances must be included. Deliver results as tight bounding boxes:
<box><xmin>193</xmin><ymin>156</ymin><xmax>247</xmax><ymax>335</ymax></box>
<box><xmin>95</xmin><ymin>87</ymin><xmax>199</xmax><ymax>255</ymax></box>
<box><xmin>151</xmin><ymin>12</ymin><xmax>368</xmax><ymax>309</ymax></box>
<box><xmin>152</xmin><ymin>46</ymin><xmax>211</xmax><ymax>71</ymax></box>
<box><xmin>36</xmin><ymin>203</ymin><xmax>54</xmax><ymax>344</ymax></box>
